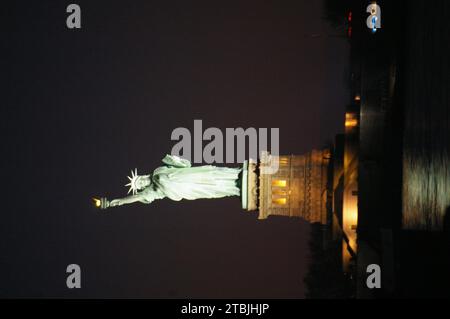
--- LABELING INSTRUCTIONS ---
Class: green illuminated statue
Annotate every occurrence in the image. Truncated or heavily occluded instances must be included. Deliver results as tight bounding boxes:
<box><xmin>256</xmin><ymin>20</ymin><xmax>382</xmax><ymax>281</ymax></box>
<box><xmin>94</xmin><ymin>155</ymin><xmax>241</xmax><ymax>209</ymax></box>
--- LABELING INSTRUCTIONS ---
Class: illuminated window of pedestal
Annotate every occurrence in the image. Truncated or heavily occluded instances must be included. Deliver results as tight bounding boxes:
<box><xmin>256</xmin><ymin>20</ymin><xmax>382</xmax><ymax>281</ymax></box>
<box><xmin>279</xmin><ymin>157</ymin><xmax>289</xmax><ymax>165</ymax></box>
<box><xmin>272</xmin><ymin>197</ymin><xmax>287</xmax><ymax>205</ymax></box>
<box><xmin>272</xmin><ymin>179</ymin><xmax>287</xmax><ymax>187</ymax></box>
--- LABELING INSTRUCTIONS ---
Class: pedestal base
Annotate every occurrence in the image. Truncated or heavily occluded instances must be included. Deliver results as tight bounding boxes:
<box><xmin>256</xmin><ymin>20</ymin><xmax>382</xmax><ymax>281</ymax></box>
<box><xmin>241</xmin><ymin>160</ymin><xmax>258</xmax><ymax>211</ymax></box>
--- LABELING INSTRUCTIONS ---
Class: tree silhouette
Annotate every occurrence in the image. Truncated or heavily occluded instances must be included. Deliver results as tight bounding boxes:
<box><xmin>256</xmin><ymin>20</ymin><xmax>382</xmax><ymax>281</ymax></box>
<box><xmin>304</xmin><ymin>223</ymin><xmax>354</xmax><ymax>298</ymax></box>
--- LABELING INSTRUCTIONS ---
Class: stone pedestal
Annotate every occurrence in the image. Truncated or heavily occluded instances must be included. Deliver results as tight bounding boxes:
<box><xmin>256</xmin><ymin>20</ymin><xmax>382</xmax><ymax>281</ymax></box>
<box><xmin>241</xmin><ymin>150</ymin><xmax>330</xmax><ymax>224</ymax></box>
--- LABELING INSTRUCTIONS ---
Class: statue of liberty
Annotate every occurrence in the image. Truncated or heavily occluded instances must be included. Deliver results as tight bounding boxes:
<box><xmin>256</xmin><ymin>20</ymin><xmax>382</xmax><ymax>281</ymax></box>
<box><xmin>94</xmin><ymin>154</ymin><xmax>242</xmax><ymax>209</ymax></box>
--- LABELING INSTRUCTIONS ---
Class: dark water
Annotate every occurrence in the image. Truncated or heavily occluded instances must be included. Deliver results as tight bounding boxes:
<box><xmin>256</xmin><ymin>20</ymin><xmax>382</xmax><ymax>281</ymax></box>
<box><xmin>402</xmin><ymin>0</ymin><xmax>450</xmax><ymax>230</ymax></box>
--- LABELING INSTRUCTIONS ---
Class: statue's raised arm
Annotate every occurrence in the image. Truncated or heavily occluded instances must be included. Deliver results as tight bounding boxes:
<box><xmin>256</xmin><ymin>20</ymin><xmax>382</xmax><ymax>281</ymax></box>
<box><xmin>96</xmin><ymin>187</ymin><xmax>166</xmax><ymax>209</ymax></box>
<box><xmin>109</xmin><ymin>194</ymin><xmax>144</xmax><ymax>207</ymax></box>
<box><xmin>109</xmin><ymin>187</ymin><xmax>165</xmax><ymax>207</ymax></box>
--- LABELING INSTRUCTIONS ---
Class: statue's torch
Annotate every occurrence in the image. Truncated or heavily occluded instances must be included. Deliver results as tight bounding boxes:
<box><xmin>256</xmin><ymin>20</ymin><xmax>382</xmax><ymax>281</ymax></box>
<box><xmin>92</xmin><ymin>197</ymin><xmax>110</xmax><ymax>210</ymax></box>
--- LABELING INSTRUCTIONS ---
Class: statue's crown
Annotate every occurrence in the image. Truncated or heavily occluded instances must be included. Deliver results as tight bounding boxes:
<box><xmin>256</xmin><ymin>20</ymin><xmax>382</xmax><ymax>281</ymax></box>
<box><xmin>125</xmin><ymin>168</ymin><xmax>140</xmax><ymax>195</ymax></box>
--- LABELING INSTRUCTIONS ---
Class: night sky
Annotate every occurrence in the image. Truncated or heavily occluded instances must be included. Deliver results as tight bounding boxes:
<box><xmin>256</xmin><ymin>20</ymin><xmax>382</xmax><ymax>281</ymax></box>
<box><xmin>2</xmin><ymin>0</ymin><xmax>349</xmax><ymax>297</ymax></box>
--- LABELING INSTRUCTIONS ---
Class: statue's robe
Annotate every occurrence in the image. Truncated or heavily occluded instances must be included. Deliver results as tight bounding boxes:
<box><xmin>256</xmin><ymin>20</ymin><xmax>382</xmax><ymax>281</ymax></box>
<box><xmin>139</xmin><ymin>155</ymin><xmax>241</xmax><ymax>203</ymax></box>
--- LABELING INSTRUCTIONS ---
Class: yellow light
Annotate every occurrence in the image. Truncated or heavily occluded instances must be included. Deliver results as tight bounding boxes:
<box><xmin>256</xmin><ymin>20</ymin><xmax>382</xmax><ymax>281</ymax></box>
<box><xmin>93</xmin><ymin>198</ymin><xmax>101</xmax><ymax>207</ymax></box>
<box><xmin>354</xmin><ymin>95</ymin><xmax>361</xmax><ymax>101</ymax></box>
<box><xmin>345</xmin><ymin>113</ymin><xmax>358</xmax><ymax>127</ymax></box>
<box><xmin>343</xmin><ymin>189</ymin><xmax>358</xmax><ymax>254</ymax></box>
<box><xmin>272</xmin><ymin>197</ymin><xmax>287</xmax><ymax>205</ymax></box>
<box><xmin>345</xmin><ymin>119</ymin><xmax>358</xmax><ymax>127</ymax></box>
<box><xmin>272</xmin><ymin>179</ymin><xmax>287</xmax><ymax>187</ymax></box>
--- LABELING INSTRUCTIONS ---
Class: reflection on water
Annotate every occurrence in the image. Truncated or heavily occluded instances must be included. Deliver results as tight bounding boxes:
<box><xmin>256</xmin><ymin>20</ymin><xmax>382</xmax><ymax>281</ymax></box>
<box><xmin>403</xmin><ymin>152</ymin><xmax>450</xmax><ymax>229</ymax></box>
<box><xmin>402</xmin><ymin>0</ymin><xmax>450</xmax><ymax>230</ymax></box>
